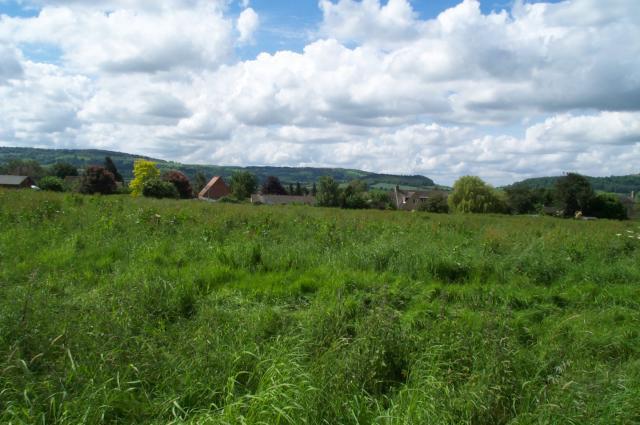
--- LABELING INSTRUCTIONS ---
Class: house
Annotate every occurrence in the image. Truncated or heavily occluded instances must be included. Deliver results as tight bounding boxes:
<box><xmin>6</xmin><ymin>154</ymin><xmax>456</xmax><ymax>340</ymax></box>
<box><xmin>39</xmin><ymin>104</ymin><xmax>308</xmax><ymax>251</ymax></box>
<box><xmin>198</xmin><ymin>176</ymin><xmax>231</xmax><ymax>200</ymax></box>
<box><xmin>390</xmin><ymin>185</ymin><xmax>448</xmax><ymax>211</ymax></box>
<box><xmin>251</xmin><ymin>194</ymin><xmax>316</xmax><ymax>206</ymax></box>
<box><xmin>0</xmin><ymin>175</ymin><xmax>35</xmax><ymax>189</ymax></box>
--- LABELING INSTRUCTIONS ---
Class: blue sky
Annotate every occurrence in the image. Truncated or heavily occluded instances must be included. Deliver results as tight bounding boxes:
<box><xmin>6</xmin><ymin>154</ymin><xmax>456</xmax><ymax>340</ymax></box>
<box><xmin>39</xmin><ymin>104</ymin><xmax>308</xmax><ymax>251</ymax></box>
<box><xmin>0</xmin><ymin>0</ymin><xmax>638</xmax><ymax>185</ymax></box>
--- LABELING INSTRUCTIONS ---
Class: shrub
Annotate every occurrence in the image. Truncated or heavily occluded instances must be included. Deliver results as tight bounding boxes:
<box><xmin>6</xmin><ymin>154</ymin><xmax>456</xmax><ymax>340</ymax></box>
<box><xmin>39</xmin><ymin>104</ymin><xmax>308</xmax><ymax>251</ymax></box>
<box><xmin>230</xmin><ymin>171</ymin><xmax>258</xmax><ymax>200</ymax></box>
<box><xmin>586</xmin><ymin>193</ymin><xmax>628</xmax><ymax>220</ymax></box>
<box><xmin>142</xmin><ymin>178</ymin><xmax>179</xmax><ymax>199</ymax></box>
<box><xmin>80</xmin><ymin>166</ymin><xmax>117</xmax><ymax>195</ymax></box>
<box><xmin>417</xmin><ymin>193</ymin><xmax>449</xmax><ymax>213</ymax></box>
<box><xmin>163</xmin><ymin>170</ymin><xmax>193</xmax><ymax>199</ymax></box>
<box><xmin>38</xmin><ymin>176</ymin><xmax>65</xmax><ymax>192</ymax></box>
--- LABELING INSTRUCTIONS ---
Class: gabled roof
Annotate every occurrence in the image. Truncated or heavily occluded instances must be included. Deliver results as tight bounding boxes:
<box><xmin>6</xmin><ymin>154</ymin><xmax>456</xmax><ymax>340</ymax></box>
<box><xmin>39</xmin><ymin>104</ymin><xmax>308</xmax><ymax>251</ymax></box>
<box><xmin>198</xmin><ymin>176</ymin><xmax>226</xmax><ymax>198</ymax></box>
<box><xmin>0</xmin><ymin>175</ymin><xmax>30</xmax><ymax>186</ymax></box>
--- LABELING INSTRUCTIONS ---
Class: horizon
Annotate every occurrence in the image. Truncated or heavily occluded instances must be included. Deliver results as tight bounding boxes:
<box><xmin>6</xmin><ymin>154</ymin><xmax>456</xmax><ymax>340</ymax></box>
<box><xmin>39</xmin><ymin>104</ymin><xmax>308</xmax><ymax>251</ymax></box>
<box><xmin>3</xmin><ymin>145</ymin><xmax>638</xmax><ymax>188</ymax></box>
<box><xmin>1</xmin><ymin>0</ymin><xmax>639</xmax><ymax>186</ymax></box>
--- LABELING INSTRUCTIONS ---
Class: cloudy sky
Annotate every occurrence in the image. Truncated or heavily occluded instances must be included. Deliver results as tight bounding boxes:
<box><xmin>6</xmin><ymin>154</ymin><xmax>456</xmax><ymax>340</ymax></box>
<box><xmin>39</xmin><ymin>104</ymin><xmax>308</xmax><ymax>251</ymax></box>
<box><xmin>0</xmin><ymin>0</ymin><xmax>639</xmax><ymax>185</ymax></box>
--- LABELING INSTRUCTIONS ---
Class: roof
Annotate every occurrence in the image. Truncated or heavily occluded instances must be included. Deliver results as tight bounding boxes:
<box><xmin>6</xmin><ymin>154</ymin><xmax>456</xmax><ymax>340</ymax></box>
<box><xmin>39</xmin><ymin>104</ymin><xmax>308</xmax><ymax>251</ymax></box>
<box><xmin>198</xmin><ymin>176</ymin><xmax>225</xmax><ymax>198</ymax></box>
<box><xmin>0</xmin><ymin>175</ymin><xmax>30</xmax><ymax>186</ymax></box>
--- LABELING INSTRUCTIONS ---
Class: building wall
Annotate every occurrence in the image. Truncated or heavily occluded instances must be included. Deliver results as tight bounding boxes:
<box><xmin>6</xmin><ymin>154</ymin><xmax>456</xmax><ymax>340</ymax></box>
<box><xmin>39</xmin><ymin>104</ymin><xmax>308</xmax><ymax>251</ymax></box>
<box><xmin>202</xmin><ymin>180</ymin><xmax>230</xmax><ymax>199</ymax></box>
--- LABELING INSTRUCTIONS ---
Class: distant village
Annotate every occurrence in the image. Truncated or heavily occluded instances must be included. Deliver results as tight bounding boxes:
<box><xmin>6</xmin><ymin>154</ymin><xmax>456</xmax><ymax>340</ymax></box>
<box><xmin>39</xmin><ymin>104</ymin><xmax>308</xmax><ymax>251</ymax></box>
<box><xmin>0</xmin><ymin>156</ymin><xmax>637</xmax><ymax>220</ymax></box>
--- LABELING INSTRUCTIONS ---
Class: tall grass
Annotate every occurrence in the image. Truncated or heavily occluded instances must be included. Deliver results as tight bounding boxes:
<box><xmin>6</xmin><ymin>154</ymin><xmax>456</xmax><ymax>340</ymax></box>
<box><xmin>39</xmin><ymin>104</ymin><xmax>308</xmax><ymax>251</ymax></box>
<box><xmin>0</xmin><ymin>190</ymin><xmax>639</xmax><ymax>424</ymax></box>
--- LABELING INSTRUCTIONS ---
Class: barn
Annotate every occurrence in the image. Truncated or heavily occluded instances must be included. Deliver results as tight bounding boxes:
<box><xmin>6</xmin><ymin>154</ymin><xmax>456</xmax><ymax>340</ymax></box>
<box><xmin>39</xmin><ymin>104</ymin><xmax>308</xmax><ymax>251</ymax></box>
<box><xmin>0</xmin><ymin>175</ymin><xmax>35</xmax><ymax>189</ymax></box>
<box><xmin>198</xmin><ymin>176</ymin><xmax>231</xmax><ymax>200</ymax></box>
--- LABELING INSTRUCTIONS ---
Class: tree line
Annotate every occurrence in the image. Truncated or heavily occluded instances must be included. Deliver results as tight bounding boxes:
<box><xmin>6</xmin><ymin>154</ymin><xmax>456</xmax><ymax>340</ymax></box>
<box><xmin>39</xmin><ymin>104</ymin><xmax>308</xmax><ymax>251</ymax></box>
<box><xmin>1</xmin><ymin>158</ymin><xmax>632</xmax><ymax>219</ymax></box>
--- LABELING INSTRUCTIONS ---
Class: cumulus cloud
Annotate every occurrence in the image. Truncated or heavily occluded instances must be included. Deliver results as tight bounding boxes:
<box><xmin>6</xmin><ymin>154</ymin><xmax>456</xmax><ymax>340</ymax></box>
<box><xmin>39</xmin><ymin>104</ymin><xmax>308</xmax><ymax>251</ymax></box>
<box><xmin>236</xmin><ymin>7</ymin><xmax>259</xmax><ymax>43</ymax></box>
<box><xmin>1</xmin><ymin>0</ymin><xmax>639</xmax><ymax>185</ymax></box>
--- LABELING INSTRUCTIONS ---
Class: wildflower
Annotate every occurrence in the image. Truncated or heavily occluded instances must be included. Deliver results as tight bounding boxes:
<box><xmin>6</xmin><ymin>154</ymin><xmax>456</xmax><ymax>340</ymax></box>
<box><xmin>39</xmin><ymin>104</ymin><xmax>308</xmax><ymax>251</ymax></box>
<box><xmin>616</xmin><ymin>234</ymin><xmax>622</xmax><ymax>236</ymax></box>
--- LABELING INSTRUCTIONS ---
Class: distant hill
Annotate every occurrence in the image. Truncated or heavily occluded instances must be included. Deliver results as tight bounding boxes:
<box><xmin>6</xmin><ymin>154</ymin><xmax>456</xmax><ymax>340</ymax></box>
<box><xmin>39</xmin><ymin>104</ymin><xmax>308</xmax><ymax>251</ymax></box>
<box><xmin>0</xmin><ymin>147</ymin><xmax>438</xmax><ymax>189</ymax></box>
<box><xmin>509</xmin><ymin>174</ymin><xmax>640</xmax><ymax>195</ymax></box>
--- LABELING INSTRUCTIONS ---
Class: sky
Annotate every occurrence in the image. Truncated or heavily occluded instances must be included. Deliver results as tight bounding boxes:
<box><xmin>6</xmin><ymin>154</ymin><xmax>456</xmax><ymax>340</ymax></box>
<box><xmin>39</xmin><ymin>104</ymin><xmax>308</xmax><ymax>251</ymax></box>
<box><xmin>0</xmin><ymin>0</ymin><xmax>638</xmax><ymax>185</ymax></box>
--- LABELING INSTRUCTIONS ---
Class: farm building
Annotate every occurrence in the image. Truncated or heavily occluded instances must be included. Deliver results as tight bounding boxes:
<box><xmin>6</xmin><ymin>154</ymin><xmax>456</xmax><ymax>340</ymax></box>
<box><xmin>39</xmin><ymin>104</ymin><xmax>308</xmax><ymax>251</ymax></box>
<box><xmin>251</xmin><ymin>194</ymin><xmax>316</xmax><ymax>206</ymax></box>
<box><xmin>198</xmin><ymin>176</ymin><xmax>231</xmax><ymax>200</ymax></box>
<box><xmin>390</xmin><ymin>185</ymin><xmax>448</xmax><ymax>211</ymax></box>
<box><xmin>0</xmin><ymin>175</ymin><xmax>35</xmax><ymax>189</ymax></box>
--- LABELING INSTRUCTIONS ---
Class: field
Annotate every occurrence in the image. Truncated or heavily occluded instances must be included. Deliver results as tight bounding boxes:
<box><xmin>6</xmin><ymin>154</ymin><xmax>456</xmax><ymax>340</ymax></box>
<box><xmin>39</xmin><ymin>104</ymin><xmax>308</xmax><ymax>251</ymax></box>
<box><xmin>1</xmin><ymin>190</ymin><xmax>639</xmax><ymax>424</ymax></box>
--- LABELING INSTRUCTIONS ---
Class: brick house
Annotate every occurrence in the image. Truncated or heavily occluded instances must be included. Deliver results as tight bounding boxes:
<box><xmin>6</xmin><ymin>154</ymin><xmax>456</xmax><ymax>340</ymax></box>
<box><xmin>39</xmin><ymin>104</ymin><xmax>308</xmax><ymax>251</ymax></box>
<box><xmin>198</xmin><ymin>176</ymin><xmax>231</xmax><ymax>200</ymax></box>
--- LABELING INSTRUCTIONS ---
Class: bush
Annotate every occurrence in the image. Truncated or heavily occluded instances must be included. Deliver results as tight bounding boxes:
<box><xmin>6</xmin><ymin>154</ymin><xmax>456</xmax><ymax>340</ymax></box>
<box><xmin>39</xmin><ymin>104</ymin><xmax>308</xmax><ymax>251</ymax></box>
<box><xmin>586</xmin><ymin>193</ymin><xmax>627</xmax><ymax>220</ymax></box>
<box><xmin>417</xmin><ymin>193</ymin><xmax>449</xmax><ymax>213</ymax></box>
<box><xmin>38</xmin><ymin>176</ymin><xmax>65</xmax><ymax>192</ymax></box>
<box><xmin>80</xmin><ymin>166</ymin><xmax>117</xmax><ymax>195</ymax></box>
<box><xmin>142</xmin><ymin>178</ymin><xmax>179</xmax><ymax>199</ymax></box>
<box><xmin>163</xmin><ymin>170</ymin><xmax>193</xmax><ymax>199</ymax></box>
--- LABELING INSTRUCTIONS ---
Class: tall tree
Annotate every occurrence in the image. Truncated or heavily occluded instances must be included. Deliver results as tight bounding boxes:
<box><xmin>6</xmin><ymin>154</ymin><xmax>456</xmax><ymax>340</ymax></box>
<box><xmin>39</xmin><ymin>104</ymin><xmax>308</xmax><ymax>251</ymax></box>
<box><xmin>261</xmin><ymin>176</ymin><xmax>287</xmax><ymax>195</ymax></box>
<box><xmin>50</xmin><ymin>162</ymin><xmax>79</xmax><ymax>179</ymax></box>
<box><xmin>311</xmin><ymin>182</ymin><xmax>317</xmax><ymax>197</ymax></box>
<box><xmin>554</xmin><ymin>173</ymin><xmax>594</xmax><ymax>217</ymax></box>
<box><xmin>230</xmin><ymin>171</ymin><xmax>258</xmax><ymax>200</ymax></box>
<box><xmin>295</xmin><ymin>182</ymin><xmax>303</xmax><ymax>196</ymax></box>
<box><xmin>316</xmin><ymin>176</ymin><xmax>341</xmax><ymax>207</ymax></box>
<box><xmin>104</xmin><ymin>156</ymin><xmax>123</xmax><ymax>182</ymax></box>
<box><xmin>288</xmin><ymin>183</ymin><xmax>294</xmax><ymax>195</ymax></box>
<box><xmin>130</xmin><ymin>160</ymin><xmax>160</xmax><ymax>197</ymax></box>
<box><xmin>448</xmin><ymin>176</ymin><xmax>505</xmax><ymax>213</ymax></box>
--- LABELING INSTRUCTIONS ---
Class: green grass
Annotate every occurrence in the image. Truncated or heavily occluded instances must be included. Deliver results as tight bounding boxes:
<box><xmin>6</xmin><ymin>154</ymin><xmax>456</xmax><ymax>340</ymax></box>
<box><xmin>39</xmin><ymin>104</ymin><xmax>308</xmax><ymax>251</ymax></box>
<box><xmin>1</xmin><ymin>190</ymin><xmax>639</xmax><ymax>424</ymax></box>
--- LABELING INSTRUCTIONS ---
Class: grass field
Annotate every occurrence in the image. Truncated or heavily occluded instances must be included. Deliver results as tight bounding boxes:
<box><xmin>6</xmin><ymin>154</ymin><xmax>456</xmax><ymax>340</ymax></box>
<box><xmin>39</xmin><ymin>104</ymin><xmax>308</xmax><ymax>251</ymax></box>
<box><xmin>1</xmin><ymin>190</ymin><xmax>639</xmax><ymax>424</ymax></box>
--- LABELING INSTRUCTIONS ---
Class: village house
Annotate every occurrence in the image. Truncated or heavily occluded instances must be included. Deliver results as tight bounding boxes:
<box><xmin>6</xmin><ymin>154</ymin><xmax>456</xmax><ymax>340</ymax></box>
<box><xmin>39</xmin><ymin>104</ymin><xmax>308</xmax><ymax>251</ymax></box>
<box><xmin>0</xmin><ymin>175</ymin><xmax>35</xmax><ymax>189</ymax></box>
<box><xmin>251</xmin><ymin>194</ymin><xmax>316</xmax><ymax>206</ymax></box>
<box><xmin>390</xmin><ymin>185</ymin><xmax>448</xmax><ymax>211</ymax></box>
<box><xmin>198</xmin><ymin>176</ymin><xmax>231</xmax><ymax>200</ymax></box>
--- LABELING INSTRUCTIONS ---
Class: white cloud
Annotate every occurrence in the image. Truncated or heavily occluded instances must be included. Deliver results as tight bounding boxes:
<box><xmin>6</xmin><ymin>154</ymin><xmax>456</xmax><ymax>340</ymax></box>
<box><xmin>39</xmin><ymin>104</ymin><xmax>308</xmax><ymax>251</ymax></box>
<box><xmin>0</xmin><ymin>0</ymin><xmax>639</xmax><ymax>185</ymax></box>
<box><xmin>237</xmin><ymin>7</ymin><xmax>259</xmax><ymax>43</ymax></box>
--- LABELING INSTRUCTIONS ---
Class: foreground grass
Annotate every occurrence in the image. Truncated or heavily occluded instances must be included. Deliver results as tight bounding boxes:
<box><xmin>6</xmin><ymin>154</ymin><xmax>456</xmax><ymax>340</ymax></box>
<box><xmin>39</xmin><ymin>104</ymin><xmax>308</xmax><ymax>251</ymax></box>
<box><xmin>0</xmin><ymin>190</ymin><xmax>639</xmax><ymax>424</ymax></box>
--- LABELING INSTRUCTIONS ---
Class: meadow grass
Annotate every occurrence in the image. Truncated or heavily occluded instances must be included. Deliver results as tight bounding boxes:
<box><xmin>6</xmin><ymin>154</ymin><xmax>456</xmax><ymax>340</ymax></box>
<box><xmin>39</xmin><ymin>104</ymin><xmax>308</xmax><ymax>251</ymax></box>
<box><xmin>0</xmin><ymin>189</ymin><xmax>639</xmax><ymax>424</ymax></box>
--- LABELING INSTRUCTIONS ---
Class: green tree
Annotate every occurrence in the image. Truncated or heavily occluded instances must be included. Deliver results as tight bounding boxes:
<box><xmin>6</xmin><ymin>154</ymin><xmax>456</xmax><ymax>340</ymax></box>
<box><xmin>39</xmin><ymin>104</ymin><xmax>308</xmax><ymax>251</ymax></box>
<box><xmin>38</xmin><ymin>176</ymin><xmax>65</xmax><ymax>192</ymax></box>
<box><xmin>311</xmin><ymin>182</ymin><xmax>317</xmax><ymax>197</ymax></box>
<box><xmin>50</xmin><ymin>162</ymin><xmax>78</xmax><ymax>179</ymax></box>
<box><xmin>0</xmin><ymin>159</ymin><xmax>45</xmax><ymax>180</ymax></box>
<box><xmin>368</xmin><ymin>190</ymin><xmax>394</xmax><ymax>210</ymax></box>
<box><xmin>448</xmin><ymin>176</ymin><xmax>505</xmax><ymax>213</ymax></box>
<box><xmin>130</xmin><ymin>160</ymin><xmax>160</xmax><ymax>197</ymax></box>
<box><xmin>143</xmin><ymin>178</ymin><xmax>179</xmax><ymax>199</ymax></box>
<box><xmin>230</xmin><ymin>171</ymin><xmax>258</xmax><ymax>200</ymax></box>
<box><xmin>555</xmin><ymin>173</ymin><xmax>594</xmax><ymax>217</ymax></box>
<box><xmin>295</xmin><ymin>182</ymin><xmax>303</xmax><ymax>196</ymax></box>
<box><xmin>586</xmin><ymin>193</ymin><xmax>627</xmax><ymax>220</ymax></box>
<box><xmin>316</xmin><ymin>176</ymin><xmax>341</xmax><ymax>207</ymax></box>
<box><xmin>104</xmin><ymin>156</ymin><xmax>123</xmax><ymax>182</ymax></box>
<box><xmin>261</xmin><ymin>176</ymin><xmax>287</xmax><ymax>195</ymax></box>
<box><xmin>80</xmin><ymin>166</ymin><xmax>117</xmax><ymax>195</ymax></box>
